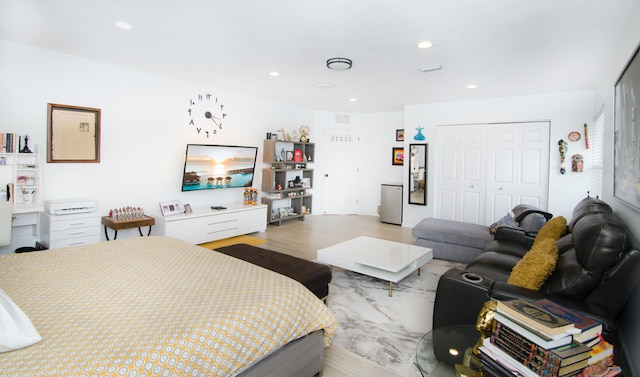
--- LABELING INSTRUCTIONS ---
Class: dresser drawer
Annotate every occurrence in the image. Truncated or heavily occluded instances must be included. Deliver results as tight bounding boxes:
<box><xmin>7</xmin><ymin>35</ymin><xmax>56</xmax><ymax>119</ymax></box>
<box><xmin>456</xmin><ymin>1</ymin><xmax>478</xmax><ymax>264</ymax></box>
<box><xmin>48</xmin><ymin>234</ymin><xmax>100</xmax><ymax>249</ymax></box>
<box><xmin>50</xmin><ymin>226</ymin><xmax>101</xmax><ymax>242</ymax></box>
<box><xmin>50</xmin><ymin>216</ymin><xmax>101</xmax><ymax>231</ymax></box>
<box><xmin>12</xmin><ymin>212</ymin><xmax>38</xmax><ymax>226</ymax></box>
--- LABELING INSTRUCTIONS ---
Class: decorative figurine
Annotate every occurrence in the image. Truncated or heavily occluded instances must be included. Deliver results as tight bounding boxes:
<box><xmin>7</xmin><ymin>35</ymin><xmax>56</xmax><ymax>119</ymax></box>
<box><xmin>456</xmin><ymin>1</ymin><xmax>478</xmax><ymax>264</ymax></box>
<box><xmin>20</xmin><ymin>134</ymin><xmax>33</xmax><ymax>153</ymax></box>
<box><xmin>414</xmin><ymin>126</ymin><xmax>426</xmax><ymax>141</ymax></box>
<box><xmin>572</xmin><ymin>154</ymin><xmax>584</xmax><ymax>172</ymax></box>
<box><xmin>473</xmin><ymin>300</ymin><xmax>498</xmax><ymax>355</ymax></box>
<box><xmin>558</xmin><ymin>139</ymin><xmax>568</xmax><ymax>174</ymax></box>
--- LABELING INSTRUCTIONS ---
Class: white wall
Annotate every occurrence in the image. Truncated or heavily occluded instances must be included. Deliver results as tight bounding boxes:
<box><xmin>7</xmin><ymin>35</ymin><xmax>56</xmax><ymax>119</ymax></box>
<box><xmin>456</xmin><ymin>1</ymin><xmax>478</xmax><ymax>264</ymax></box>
<box><xmin>594</xmin><ymin>0</ymin><xmax>640</xmax><ymax>239</ymax></box>
<box><xmin>0</xmin><ymin>39</ymin><xmax>314</xmax><ymax>242</ymax></box>
<box><xmin>403</xmin><ymin>91</ymin><xmax>596</xmax><ymax>228</ymax></box>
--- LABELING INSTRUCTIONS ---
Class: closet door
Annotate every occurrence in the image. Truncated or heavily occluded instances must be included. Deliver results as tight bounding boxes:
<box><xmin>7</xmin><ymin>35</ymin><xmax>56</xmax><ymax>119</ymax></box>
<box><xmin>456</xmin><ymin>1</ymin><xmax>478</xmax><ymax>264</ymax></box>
<box><xmin>485</xmin><ymin>122</ymin><xmax>549</xmax><ymax>224</ymax></box>
<box><xmin>435</xmin><ymin>125</ymin><xmax>486</xmax><ymax>223</ymax></box>
<box><xmin>435</xmin><ymin>122</ymin><xmax>549</xmax><ymax>225</ymax></box>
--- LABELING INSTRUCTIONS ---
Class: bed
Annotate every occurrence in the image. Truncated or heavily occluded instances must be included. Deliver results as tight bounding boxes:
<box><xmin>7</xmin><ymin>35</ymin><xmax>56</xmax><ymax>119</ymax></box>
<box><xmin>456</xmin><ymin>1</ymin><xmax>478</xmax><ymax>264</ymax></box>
<box><xmin>0</xmin><ymin>236</ymin><xmax>338</xmax><ymax>376</ymax></box>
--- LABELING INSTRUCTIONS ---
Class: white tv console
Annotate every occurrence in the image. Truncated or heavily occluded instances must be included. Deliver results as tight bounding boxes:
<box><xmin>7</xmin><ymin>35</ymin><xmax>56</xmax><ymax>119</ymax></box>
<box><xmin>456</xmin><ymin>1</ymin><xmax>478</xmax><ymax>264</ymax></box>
<box><xmin>155</xmin><ymin>204</ymin><xmax>267</xmax><ymax>244</ymax></box>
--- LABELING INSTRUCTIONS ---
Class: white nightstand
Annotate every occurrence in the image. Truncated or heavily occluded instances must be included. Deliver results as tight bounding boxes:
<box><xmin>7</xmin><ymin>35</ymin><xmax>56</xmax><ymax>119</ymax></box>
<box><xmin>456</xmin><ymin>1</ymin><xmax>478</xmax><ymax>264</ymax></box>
<box><xmin>40</xmin><ymin>211</ymin><xmax>101</xmax><ymax>249</ymax></box>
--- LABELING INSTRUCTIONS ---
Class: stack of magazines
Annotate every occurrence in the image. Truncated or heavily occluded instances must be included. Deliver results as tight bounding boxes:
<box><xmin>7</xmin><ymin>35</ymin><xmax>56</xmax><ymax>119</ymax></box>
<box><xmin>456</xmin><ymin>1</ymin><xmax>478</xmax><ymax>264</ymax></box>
<box><xmin>478</xmin><ymin>299</ymin><xmax>620</xmax><ymax>377</ymax></box>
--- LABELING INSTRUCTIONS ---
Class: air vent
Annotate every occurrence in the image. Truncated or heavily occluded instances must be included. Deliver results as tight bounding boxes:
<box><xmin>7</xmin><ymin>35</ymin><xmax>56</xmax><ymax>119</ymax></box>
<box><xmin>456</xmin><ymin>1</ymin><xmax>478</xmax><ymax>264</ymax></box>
<box><xmin>418</xmin><ymin>65</ymin><xmax>445</xmax><ymax>74</ymax></box>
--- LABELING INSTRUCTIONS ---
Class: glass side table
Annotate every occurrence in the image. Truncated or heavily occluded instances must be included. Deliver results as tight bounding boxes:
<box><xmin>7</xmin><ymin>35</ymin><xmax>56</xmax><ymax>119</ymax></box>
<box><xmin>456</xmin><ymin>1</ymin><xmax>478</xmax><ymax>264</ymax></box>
<box><xmin>416</xmin><ymin>324</ymin><xmax>480</xmax><ymax>377</ymax></box>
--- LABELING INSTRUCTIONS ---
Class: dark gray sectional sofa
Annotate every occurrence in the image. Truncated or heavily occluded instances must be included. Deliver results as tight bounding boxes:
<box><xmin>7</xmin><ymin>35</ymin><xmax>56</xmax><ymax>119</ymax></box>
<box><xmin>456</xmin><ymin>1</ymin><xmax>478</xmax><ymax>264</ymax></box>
<box><xmin>431</xmin><ymin>196</ymin><xmax>640</xmax><ymax>377</ymax></box>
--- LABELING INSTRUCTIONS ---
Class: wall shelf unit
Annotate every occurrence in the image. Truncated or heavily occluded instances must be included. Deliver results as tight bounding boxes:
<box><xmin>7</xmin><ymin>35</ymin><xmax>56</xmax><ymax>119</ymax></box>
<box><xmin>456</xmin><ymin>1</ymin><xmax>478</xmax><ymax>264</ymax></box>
<box><xmin>261</xmin><ymin>139</ymin><xmax>315</xmax><ymax>225</ymax></box>
<box><xmin>0</xmin><ymin>140</ymin><xmax>43</xmax><ymax>253</ymax></box>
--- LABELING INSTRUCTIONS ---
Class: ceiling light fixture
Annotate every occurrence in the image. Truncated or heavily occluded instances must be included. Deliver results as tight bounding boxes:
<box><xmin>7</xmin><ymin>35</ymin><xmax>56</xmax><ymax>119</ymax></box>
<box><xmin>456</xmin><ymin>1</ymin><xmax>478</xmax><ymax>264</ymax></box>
<box><xmin>417</xmin><ymin>41</ymin><xmax>433</xmax><ymax>49</ymax></box>
<box><xmin>114</xmin><ymin>21</ymin><xmax>134</xmax><ymax>30</ymax></box>
<box><xmin>314</xmin><ymin>83</ymin><xmax>336</xmax><ymax>89</ymax></box>
<box><xmin>349</xmin><ymin>98</ymin><xmax>357</xmax><ymax>102</ymax></box>
<box><xmin>327</xmin><ymin>58</ymin><xmax>352</xmax><ymax>71</ymax></box>
<box><xmin>466</xmin><ymin>84</ymin><xmax>478</xmax><ymax>89</ymax></box>
<box><xmin>269</xmin><ymin>71</ymin><xmax>280</xmax><ymax>77</ymax></box>
<box><xmin>418</xmin><ymin>65</ymin><xmax>445</xmax><ymax>74</ymax></box>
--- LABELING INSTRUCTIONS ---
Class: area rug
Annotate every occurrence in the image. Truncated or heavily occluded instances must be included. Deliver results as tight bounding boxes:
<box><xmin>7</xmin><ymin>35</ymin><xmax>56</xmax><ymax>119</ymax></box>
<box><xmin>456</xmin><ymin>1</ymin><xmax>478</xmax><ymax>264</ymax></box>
<box><xmin>326</xmin><ymin>259</ymin><xmax>465</xmax><ymax>377</ymax></box>
<box><xmin>201</xmin><ymin>235</ymin><xmax>266</xmax><ymax>250</ymax></box>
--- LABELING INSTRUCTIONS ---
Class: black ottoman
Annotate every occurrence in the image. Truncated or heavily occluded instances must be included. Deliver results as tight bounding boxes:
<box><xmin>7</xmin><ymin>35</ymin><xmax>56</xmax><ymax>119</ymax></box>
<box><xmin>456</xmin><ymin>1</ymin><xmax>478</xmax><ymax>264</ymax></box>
<box><xmin>215</xmin><ymin>243</ymin><xmax>332</xmax><ymax>299</ymax></box>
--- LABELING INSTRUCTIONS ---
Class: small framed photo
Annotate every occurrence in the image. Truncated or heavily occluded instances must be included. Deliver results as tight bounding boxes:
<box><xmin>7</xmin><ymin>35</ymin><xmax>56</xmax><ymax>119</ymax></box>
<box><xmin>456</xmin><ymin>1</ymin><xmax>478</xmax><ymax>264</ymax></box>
<box><xmin>183</xmin><ymin>203</ymin><xmax>193</xmax><ymax>214</ymax></box>
<box><xmin>285</xmin><ymin>151</ymin><xmax>294</xmax><ymax>161</ymax></box>
<box><xmin>160</xmin><ymin>200</ymin><xmax>183</xmax><ymax>216</ymax></box>
<box><xmin>392</xmin><ymin>147</ymin><xmax>404</xmax><ymax>165</ymax></box>
<box><xmin>302</xmin><ymin>178</ymin><xmax>311</xmax><ymax>188</ymax></box>
<box><xmin>396</xmin><ymin>129</ymin><xmax>404</xmax><ymax>142</ymax></box>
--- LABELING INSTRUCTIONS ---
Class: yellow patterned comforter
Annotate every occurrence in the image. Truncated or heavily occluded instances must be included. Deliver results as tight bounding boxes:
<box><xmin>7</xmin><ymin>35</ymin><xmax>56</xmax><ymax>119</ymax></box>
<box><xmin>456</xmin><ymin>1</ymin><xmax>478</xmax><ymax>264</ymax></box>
<box><xmin>0</xmin><ymin>236</ymin><xmax>338</xmax><ymax>376</ymax></box>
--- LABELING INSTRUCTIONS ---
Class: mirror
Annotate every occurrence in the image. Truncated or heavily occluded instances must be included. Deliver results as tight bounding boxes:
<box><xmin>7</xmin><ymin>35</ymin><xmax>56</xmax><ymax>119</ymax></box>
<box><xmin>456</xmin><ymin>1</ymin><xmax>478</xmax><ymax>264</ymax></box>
<box><xmin>409</xmin><ymin>144</ymin><xmax>427</xmax><ymax>205</ymax></box>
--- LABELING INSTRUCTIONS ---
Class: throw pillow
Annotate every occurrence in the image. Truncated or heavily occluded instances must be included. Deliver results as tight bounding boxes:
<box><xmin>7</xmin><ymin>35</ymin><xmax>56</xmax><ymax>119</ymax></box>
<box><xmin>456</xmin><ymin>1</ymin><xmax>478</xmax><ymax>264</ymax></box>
<box><xmin>507</xmin><ymin>238</ymin><xmax>559</xmax><ymax>290</ymax></box>
<box><xmin>532</xmin><ymin>216</ymin><xmax>567</xmax><ymax>247</ymax></box>
<box><xmin>489</xmin><ymin>213</ymin><xmax>517</xmax><ymax>235</ymax></box>
<box><xmin>0</xmin><ymin>287</ymin><xmax>42</xmax><ymax>353</ymax></box>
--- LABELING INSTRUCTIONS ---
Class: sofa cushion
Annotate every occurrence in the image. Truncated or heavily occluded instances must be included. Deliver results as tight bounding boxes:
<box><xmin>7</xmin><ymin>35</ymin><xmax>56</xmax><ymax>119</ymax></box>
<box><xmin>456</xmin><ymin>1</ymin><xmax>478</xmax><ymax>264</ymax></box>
<box><xmin>412</xmin><ymin>218</ymin><xmax>494</xmax><ymax>250</ymax></box>
<box><xmin>512</xmin><ymin>204</ymin><xmax>552</xmax><ymax>233</ymax></box>
<box><xmin>507</xmin><ymin>238</ymin><xmax>559</xmax><ymax>290</ymax></box>
<box><xmin>533</xmin><ymin>216</ymin><xmax>567</xmax><ymax>247</ymax></box>
<box><xmin>569</xmin><ymin>196</ymin><xmax>613</xmax><ymax>231</ymax></box>
<box><xmin>572</xmin><ymin>214</ymin><xmax>631</xmax><ymax>275</ymax></box>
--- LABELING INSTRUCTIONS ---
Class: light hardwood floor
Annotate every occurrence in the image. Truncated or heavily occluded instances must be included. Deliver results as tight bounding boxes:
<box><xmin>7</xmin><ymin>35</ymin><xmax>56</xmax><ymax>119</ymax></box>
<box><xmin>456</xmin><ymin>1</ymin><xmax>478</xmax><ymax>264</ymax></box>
<box><xmin>252</xmin><ymin>214</ymin><xmax>413</xmax><ymax>377</ymax></box>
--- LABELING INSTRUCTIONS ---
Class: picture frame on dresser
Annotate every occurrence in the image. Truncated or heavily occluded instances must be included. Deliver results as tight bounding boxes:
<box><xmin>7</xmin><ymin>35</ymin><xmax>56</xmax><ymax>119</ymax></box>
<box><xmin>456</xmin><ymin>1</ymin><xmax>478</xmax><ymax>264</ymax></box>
<box><xmin>47</xmin><ymin>103</ymin><xmax>101</xmax><ymax>163</ymax></box>
<box><xmin>614</xmin><ymin>42</ymin><xmax>640</xmax><ymax>211</ymax></box>
<box><xmin>159</xmin><ymin>200</ymin><xmax>183</xmax><ymax>216</ymax></box>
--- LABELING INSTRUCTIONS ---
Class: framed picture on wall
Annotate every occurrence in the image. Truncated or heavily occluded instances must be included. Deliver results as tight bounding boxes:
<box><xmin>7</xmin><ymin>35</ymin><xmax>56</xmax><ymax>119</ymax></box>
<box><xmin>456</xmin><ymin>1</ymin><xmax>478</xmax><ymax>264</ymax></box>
<box><xmin>396</xmin><ymin>129</ymin><xmax>404</xmax><ymax>141</ymax></box>
<box><xmin>614</xmin><ymin>43</ymin><xmax>640</xmax><ymax>211</ymax></box>
<box><xmin>392</xmin><ymin>147</ymin><xmax>404</xmax><ymax>165</ymax></box>
<box><xmin>47</xmin><ymin>103</ymin><xmax>101</xmax><ymax>163</ymax></box>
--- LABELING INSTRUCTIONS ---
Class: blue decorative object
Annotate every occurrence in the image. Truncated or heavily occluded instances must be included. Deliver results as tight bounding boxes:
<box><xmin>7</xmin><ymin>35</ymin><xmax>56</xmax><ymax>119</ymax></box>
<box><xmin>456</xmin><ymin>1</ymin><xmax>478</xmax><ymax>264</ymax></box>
<box><xmin>414</xmin><ymin>126</ymin><xmax>425</xmax><ymax>141</ymax></box>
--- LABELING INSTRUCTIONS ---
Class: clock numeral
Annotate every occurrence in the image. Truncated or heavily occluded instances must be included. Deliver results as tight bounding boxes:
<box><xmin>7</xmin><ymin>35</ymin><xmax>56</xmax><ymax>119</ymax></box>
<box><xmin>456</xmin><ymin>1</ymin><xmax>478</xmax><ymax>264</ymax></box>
<box><xmin>196</xmin><ymin>127</ymin><xmax>202</xmax><ymax>134</ymax></box>
<box><xmin>189</xmin><ymin>119</ymin><xmax>195</xmax><ymax>126</ymax></box>
<box><xmin>205</xmin><ymin>130</ymin><xmax>209</xmax><ymax>138</ymax></box>
<box><xmin>222</xmin><ymin>113</ymin><xmax>227</xmax><ymax>119</ymax></box>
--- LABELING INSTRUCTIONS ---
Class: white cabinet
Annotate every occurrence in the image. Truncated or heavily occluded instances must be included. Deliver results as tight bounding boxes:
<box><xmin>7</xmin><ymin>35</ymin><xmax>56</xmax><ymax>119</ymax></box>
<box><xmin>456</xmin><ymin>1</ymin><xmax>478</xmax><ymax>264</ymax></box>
<box><xmin>155</xmin><ymin>204</ymin><xmax>267</xmax><ymax>244</ymax></box>
<box><xmin>40</xmin><ymin>211</ymin><xmax>101</xmax><ymax>249</ymax></box>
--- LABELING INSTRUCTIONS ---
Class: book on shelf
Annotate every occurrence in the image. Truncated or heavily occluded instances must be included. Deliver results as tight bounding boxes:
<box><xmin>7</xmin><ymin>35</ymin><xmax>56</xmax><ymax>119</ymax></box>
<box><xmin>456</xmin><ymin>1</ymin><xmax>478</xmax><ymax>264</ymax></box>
<box><xmin>493</xmin><ymin>311</ymin><xmax>573</xmax><ymax>349</ymax></box>
<box><xmin>588</xmin><ymin>340</ymin><xmax>614</xmax><ymax>365</ymax></box>
<box><xmin>531</xmin><ymin>299</ymin><xmax>604</xmax><ymax>343</ymax></box>
<box><xmin>491</xmin><ymin>327</ymin><xmax>590</xmax><ymax>376</ymax></box>
<box><xmin>482</xmin><ymin>338</ymin><xmax>589</xmax><ymax>377</ymax></box>
<box><xmin>577</xmin><ymin>355</ymin><xmax>621</xmax><ymax>377</ymax></box>
<box><xmin>497</xmin><ymin>299</ymin><xmax>577</xmax><ymax>337</ymax></box>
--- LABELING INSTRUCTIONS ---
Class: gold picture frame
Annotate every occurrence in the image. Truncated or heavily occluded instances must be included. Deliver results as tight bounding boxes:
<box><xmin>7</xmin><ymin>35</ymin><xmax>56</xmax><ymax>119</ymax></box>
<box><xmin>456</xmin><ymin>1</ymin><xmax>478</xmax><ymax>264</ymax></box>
<box><xmin>47</xmin><ymin>103</ymin><xmax>101</xmax><ymax>163</ymax></box>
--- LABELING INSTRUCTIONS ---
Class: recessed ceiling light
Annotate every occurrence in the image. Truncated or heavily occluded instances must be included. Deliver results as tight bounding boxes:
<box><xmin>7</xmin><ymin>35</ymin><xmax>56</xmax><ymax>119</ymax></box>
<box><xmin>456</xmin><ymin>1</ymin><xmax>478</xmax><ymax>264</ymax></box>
<box><xmin>114</xmin><ymin>21</ymin><xmax>134</xmax><ymax>30</ymax></box>
<box><xmin>269</xmin><ymin>71</ymin><xmax>280</xmax><ymax>77</ymax></box>
<box><xmin>349</xmin><ymin>98</ymin><xmax>357</xmax><ymax>102</ymax></box>
<box><xmin>418</xmin><ymin>65</ymin><xmax>445</xmax><ymax>74</ymax></box>
<box><xmin>417</xmin><ymin>41</ymin><xmax>433</xmax><ymax>49</ymax></box>
<box><xmin>467</xmin><ymin>84</ymin><xmax>478</xmax><ymax>89</ymax></box>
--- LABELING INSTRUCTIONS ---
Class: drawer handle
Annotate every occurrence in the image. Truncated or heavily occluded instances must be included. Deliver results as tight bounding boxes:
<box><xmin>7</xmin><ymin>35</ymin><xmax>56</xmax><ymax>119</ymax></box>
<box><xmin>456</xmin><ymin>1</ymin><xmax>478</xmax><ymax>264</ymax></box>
<box><xmin>69</xmin><ymin>242</ymin><xmax>84</xmax><ymax>246</ymax></box>
<box><xmin>69</xmin><ymin>232</ymin><xmax>85</xmax><ymax>236</ymax></box>
<box><xmin>70</xmin><ymin>223</ymin><xmax>85</xmax><ymax>226</ymax></box>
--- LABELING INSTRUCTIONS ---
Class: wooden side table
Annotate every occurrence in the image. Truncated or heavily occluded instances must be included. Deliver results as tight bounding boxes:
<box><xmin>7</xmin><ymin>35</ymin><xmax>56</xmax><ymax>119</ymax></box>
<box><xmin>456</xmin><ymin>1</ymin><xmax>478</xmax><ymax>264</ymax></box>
<box><xmin>101</xmin><ymin>216</ymin><xmax>155</xmax><ymax>241</ymax></box>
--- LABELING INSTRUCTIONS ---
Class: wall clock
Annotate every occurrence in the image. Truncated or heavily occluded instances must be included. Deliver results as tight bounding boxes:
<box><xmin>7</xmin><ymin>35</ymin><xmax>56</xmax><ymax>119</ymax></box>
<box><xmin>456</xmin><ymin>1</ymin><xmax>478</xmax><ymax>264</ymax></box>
<box><xmin>188</xmin><ymin>93</ymin><xmax>226</xmax><ymax>138</ymax></box>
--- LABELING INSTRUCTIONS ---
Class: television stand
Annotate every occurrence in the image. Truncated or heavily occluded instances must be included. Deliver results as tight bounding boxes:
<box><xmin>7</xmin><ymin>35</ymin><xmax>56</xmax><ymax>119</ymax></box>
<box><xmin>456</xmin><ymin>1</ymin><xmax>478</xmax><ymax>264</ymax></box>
<box><xmin>155</xmin><ymin>204</ymin><xmax>267</xmax><ymax>244</ymax></box>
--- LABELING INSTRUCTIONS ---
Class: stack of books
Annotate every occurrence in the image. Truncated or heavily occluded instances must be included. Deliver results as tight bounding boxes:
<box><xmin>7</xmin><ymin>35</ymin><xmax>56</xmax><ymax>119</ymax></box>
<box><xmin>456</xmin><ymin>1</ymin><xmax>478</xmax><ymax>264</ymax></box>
<box><xmin>478</xmin><ymin>299</ymin><xmax>617</xmax><ymax>377</ymax></box>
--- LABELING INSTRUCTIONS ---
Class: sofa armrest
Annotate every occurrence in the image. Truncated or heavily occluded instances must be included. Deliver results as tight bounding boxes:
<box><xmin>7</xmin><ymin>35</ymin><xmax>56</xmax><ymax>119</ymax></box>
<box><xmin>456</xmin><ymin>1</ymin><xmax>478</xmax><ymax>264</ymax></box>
<box><xmin>484</xmin><ymin>227</ymin><xmax>535</xmax><ymax>258</ymax></box>
<box><xmin>433</xmin><ymin>268</ymin><xmax>495</xmax><ymax>329</ymax></box>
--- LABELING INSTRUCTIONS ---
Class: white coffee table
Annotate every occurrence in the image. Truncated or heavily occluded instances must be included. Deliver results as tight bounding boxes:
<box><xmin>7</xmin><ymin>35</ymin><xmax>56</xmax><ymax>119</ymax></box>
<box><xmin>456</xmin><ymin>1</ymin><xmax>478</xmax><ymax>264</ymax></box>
<box><xmin>317</xmin><ymin>236</ymin><xmax>433</xmax><ymax>296</ymax></box>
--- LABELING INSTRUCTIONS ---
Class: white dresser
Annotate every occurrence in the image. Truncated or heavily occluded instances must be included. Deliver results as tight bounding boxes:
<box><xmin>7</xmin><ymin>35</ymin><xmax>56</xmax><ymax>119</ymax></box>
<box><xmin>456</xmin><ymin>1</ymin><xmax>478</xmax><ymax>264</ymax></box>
<box><xmin>40</xmin><ymin>211</ymin><xmax>101</xmax><ymax>249</ymax></box>
<box><xmin>155</xmin><ymin>204</ymin><xmax>267</xmax><ymax>244</ymax></box>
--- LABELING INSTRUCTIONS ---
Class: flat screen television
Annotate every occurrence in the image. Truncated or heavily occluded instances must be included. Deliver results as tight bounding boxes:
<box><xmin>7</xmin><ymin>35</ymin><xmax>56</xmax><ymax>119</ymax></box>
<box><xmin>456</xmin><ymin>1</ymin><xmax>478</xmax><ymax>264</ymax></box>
<box><xmin>181</xmin><ymin>144</ymin><xmax>258</xmax><ymax>191</ymax></box>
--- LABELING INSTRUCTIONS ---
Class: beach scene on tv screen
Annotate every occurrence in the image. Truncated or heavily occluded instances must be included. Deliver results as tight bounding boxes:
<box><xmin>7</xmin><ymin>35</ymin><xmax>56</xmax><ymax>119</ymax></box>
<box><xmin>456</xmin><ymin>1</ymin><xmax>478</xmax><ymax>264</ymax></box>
<box><xmin>182</xmin><ymin>145</ymin><xmax>256</xmax><ymax>191</ymax></box>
